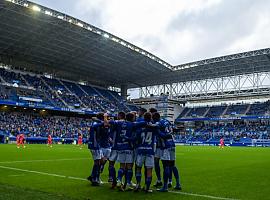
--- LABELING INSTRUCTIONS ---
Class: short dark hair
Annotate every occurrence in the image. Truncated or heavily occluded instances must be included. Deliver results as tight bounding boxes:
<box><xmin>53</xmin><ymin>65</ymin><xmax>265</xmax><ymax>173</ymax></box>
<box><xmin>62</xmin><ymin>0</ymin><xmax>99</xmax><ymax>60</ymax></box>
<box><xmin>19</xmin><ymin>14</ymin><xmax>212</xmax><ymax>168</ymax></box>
<box><xmin>144</xmin><ymin>112</ymin><xmax>152</xmax><ymax>122</ymax></box>
<box><xmin>96</xmin><ymin>112</ymin><xmax>104</xmax><ymax>120</ymax></box>
<box><xmin>152</xmin><ymin>112</ymin><xmax>161</xmax><ymax>122</ymax></box>
<box><xmin>139</xmin><ymin>108</ymin><xmax>147</xmax><ymax>114</ymax></box>
<box><xmin>118</xmin><ymin>111</ymin><xmax>126</xmax><ymax>120</ymax></box>
<box><xmin>126</xmin><ymin>112</ymin><xmax>135</xmax><ymax>122</ymax></box>
<box><xmin>149</xmin><ymin>108</ymin><xmax>158</xmax><ymax>113</ymax></box>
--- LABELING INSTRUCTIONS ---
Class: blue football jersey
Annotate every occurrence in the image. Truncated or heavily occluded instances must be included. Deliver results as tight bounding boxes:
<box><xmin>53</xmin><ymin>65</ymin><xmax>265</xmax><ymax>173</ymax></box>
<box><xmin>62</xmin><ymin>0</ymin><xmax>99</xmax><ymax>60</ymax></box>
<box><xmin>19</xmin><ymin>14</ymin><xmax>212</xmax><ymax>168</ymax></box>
<box><xmin>136</xmin><ymin>123</ymin><xmax>159</xmax><ymax>155</ymax></box>
<box><xmin>109</xmin><ymin>125</ymin><xmax>118</xmax><ymax>150</ymax></box>
<box><xmin>88</xmin><ymin>121</ymin><xmax>104</xmax><ymax>150</ymax></box>
<box><xmin>117</xmin><ymin>121</ymin><xmax>135</xmax><ymax>150</ymax></box>
<box><xmin>157</xmin><ymin>119</ymin><xmax>175</xmax><ymax>149</ymax></box>
<box><xmin>98</xmin><ymin>125</ymin><xmax>110</xmax><ymax>148</ymax></box>
<box><xmin>134</xmin><ymin>117</ymin><xmax>145</xmax><ymax>148</ymax></box>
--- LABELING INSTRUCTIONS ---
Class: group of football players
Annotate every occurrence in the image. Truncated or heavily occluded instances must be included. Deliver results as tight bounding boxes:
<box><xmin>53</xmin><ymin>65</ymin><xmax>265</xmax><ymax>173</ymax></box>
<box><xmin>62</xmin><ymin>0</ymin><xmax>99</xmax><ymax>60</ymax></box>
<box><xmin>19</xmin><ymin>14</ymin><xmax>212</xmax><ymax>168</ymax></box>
<box><xmin>87</xmin><ymin>108</ymin><xmax>182</xmax><ymax>193</ymax></box>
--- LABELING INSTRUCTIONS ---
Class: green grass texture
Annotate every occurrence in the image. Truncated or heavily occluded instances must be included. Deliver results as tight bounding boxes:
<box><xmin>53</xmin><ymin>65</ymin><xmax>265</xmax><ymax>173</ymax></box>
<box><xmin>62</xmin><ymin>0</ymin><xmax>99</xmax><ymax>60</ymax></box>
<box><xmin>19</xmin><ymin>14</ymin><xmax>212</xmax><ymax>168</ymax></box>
<box><xmin>0</xmin><ymin>144</ymin><xmax>269</xmax><ymax>200</ymax></box>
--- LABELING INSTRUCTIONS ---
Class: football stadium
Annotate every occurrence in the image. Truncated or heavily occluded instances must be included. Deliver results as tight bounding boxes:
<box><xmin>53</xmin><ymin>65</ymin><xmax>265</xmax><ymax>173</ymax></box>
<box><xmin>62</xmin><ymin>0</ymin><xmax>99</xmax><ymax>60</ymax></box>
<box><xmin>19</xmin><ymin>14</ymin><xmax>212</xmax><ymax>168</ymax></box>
<box><xmin>0</xmin><ymin>0</ymin><xmax>270</xmax><ymax>200</ymax></box>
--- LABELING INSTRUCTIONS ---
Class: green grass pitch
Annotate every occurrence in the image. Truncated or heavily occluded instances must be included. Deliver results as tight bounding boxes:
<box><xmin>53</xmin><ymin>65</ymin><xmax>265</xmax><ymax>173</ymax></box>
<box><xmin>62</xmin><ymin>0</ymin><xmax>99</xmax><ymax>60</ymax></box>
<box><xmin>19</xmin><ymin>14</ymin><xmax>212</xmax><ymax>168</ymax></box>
<box><xmin>0</xmin><ymin>144</ymin><xmax>270</xmax><ymax>200</ymax></box>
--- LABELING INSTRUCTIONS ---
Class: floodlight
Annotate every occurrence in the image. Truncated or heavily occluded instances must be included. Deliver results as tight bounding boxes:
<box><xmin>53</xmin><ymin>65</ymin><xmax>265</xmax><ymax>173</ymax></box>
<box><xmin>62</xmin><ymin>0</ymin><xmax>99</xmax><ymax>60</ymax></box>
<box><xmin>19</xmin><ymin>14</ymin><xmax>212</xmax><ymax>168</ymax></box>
<box><xmin>45</xmin><ymin>10</ymin><xmax>52</xmax><ymax>16</ymax></box>
<box><xmin>103</xmin><ymin>33</ymin><xmax>109</xmax><ymax>38</ymax></box>
<box><xmin>77</xmin><ymin>22</ymin><xmax>83</xmax><ymax>27</ymax></box>
<box><xmin>32</xmin><ymin>5</ymin><xmax>41</xmax><ymax>12</ymax></box>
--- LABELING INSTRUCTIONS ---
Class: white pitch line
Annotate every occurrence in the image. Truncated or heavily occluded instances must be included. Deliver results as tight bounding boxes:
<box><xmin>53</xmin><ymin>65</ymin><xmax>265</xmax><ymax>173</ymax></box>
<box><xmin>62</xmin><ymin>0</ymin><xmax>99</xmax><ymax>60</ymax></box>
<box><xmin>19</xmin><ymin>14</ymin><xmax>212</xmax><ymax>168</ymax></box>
<box><xmin>0</xmin><ymin>158</ymin><xmax>89</xmax><ymax>164</ymax></box>
<box><xmin>0</xmin><ymin>165</ymin><xmax>240</xmax><ymax>200</ymax></box>
<box><xmin>169</xmin><ymin>191</ymin><xmax>239</xmax><ymax>200</ymax></box>
<box><xmin>8</xmin><ymin>174</ymin><xmax>25</xmax><ymax>177</ymax></box>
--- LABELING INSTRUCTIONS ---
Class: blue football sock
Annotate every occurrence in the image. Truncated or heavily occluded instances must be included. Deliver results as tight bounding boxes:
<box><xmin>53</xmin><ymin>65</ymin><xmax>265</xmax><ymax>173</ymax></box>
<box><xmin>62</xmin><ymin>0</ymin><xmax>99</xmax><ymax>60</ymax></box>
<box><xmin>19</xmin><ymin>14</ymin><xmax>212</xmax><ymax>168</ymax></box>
<box><xmin>136</xmin><ymin>171</ymin><xmax>142</xmax><ymax>185</ymax></box>
<box><xmin>163</xmin><ymin>166</ymin><xmax>170</xmax><ymax>189</ymax></box>
<box><xmin>109</xmin><ymin>165</ymin><xmax>116</xmax><ymax>181</ymax></box>
<box><xmin>172</xmin><ymin>166</ymin><xmax>181</xmax><ymax>186</ymax></box>
<box><xmin>169</xmin><ymin>166</ymin><xmax>173</xmax><ymax>183</ymax></box>
<box><xmin>155</xmin><ymin>160</ymin><xmax>161</xmax><ymax>182</ymax></box>
<box><xmin>117</xmin><ymin>168</ymin><xmax>125</xmax><ymax>182</ymax></box>
<box><xmin>96</xmin><ymin>164</ymin><xmax>100</xmax><ymax>182</ymax></box>
<box><xmin>146</xmin><ymin>176</ymin><xmax>152</xmax><ymax>190</ymax></box>
<box><xmin>126</xmin><ymin>169</ymin><xmax>133</xmax><ymax>184</ymax></box>
<box><xmin>91</xmin><ymin>164</ymin><xmax>98</xmax><ymax>180</ymax></box>
<box><xmin>100</xmin><ymin>164</ymin><xmax>104</xmax><ymax>173</ymax></box>
<box><xmin>92</xmin><ymin>163</ymin><xmax>99</xmax><ymax>182</ymax></box>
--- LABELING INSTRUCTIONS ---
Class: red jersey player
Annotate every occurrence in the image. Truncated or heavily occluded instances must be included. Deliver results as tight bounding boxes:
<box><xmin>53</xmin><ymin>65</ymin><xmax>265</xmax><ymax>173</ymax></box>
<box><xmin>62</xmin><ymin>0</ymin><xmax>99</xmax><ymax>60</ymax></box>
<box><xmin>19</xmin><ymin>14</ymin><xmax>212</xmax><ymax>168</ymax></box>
<box><xmin>19</xmin><ymin>133</ymin><xmax>25</xmax><ymax>148</ymax></box>
<box><xmin>47</xmin><ymin>134</ymin><xmax>53</xmax><ymax>147</ymax></box>
<box><xmin>219</xmin><ymin>137</ymin><xmax>225</xmax><ymax>148</ymax></box>
<box><xmin>16</xmin><ymin>134</ymin><xmax>20</xmax><ymax>148</ymax></box>
<box><xmin>78</xmin><ymin>134</ymin><xmax>83</xmax><ymax>149</ymax></box>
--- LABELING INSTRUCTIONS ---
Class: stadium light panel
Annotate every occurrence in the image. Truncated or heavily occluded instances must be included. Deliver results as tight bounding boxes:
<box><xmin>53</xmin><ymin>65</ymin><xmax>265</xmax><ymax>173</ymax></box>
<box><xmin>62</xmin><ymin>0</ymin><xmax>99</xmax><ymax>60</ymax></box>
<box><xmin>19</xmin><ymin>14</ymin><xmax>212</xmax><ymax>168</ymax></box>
<box><xmin>23</xmin><ymin>3</ymin><xmax>29</xmax><ymax>7</ymax></box>
<box><xmin>112</xmin><ymin>38</ymin><xmax>119</xmax><ymax>42</ymax></box>
<box><xmin>68</xmin><ymin>19</ymin><xmax>73</xmax><ymax>23</ymax></box>
<box><xmin>121</xmin><ymin>41</ymin><xmax>126</xmax><ymax>46</ymax></box>
<box><xmin>57</xmin><ymin>15</ymin><xmax>64</xmax><ymax>19</ymax></box>
<box><xmin>77</xmin><ymin>22</ymin><xmax>83</xmax><ymax>27</ymax></box>
<box><xmin>45</xmin><ymin>10</ymin><xmax>52</xmax><ymax>16</ymax></box>
<box><xmin>135</xmin><ymin>48</ymin><xmax>139</xmax><ymax>52</ymax></box>
<box><xmin>96</xmin><ymin>31</ymin><xmax>101</xmax><ymax>35</ymax></box>
<box><xmin>87</xmin><ymin>27</ymin><xmax>92</xmax><ymax>31</ymax></box>
<box><xmin>128</xmin><ymin>45</ymin><xmax>134</xmax><ymax>50</ymax></box>
<box><xmin>32</xmin><ymin>5</ymin><xmax>41</xmax><ymax>12</ymax></box>
<box><xmin>103</xmin><ymin>33</ymin><xmax>109</xmax><ymax>38</ymax></box>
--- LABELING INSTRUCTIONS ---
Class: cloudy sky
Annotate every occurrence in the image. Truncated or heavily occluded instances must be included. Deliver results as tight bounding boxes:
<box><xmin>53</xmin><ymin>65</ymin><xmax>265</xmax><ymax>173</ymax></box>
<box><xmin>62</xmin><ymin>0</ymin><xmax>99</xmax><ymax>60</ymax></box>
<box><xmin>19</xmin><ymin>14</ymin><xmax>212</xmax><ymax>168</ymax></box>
<box><xmin>33</xmin><ymin>0</ymin><xmax>270</xmax><ymax>65</ymax></box>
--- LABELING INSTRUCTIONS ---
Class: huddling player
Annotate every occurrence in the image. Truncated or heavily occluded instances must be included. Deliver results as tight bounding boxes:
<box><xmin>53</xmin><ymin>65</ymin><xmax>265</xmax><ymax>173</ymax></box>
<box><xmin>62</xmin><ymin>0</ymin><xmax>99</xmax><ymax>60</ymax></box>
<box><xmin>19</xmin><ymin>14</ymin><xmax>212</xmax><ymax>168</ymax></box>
<box><xmin>87</xmin><ymin>109</ymin><xmax>182</xmax><ymax>193</ymax></box>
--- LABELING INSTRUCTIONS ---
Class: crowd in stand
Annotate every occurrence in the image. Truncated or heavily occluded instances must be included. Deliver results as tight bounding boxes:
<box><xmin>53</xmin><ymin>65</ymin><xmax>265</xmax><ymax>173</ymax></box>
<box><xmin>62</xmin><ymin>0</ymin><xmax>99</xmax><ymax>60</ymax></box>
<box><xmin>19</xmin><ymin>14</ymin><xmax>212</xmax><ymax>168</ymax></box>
<box><xmin>177</xmin><ymin>121</ymin><xmax>270</xmax><ymax>142</ymax></box>
<box><xmin>178</xmin><ymin>101</ymin><xmax>270</xmax><ymax>119</ymax></box>
<box><xmin>0</xmin><ymin>67</ymin><xmax>135</xmax><ymax>113</ymax></box>
<box><xmin>0</xmin><ymin>112</ymin><xmax>92</xmax><ymax>138</ymax></box>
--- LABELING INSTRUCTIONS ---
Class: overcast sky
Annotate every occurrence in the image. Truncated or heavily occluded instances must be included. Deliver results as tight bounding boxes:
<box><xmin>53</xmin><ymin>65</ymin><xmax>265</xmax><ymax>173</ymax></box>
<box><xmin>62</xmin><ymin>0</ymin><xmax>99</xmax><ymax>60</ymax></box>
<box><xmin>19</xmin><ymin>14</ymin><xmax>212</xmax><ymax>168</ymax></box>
<box><xmin>33</xmin><ymin>0</ymin><xmax>270</xmax><ymax>65</ymax></box>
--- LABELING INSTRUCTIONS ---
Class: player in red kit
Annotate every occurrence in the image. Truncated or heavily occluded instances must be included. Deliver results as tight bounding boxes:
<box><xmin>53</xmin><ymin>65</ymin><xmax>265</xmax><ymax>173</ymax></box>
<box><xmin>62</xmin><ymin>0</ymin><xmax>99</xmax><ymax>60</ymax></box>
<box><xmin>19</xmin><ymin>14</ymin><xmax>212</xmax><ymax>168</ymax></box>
<box><xmin>219</xmin><ymin>137</ymin><xmax>225</xmax><ymax>148</ymax></box>
<box><xmin>19</xmin><ymin>133</ymin><xmax>25</xmax><ymax>148</ymax></box>
<box><xmin>47</xmin><ymin>134</ymin><xmax>53</xmax><ymax>147</ymax></box>
<box><xmin>16</xmin><ymin>134</ymin><xmax>20</xmax><ymax>148</ymax></box>
<box><xmin>78</xmin><ymin>134</ymin><xmax>83</xmax><ymax>149</ymax></box>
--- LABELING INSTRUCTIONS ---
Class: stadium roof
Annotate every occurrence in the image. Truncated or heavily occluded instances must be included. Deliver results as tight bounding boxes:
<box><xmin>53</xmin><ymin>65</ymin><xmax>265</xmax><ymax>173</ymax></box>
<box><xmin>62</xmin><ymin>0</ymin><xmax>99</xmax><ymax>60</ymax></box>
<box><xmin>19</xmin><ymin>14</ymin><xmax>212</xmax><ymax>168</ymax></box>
<box><xmin>0</xmin><ymin>0</ymin><xmax>270</xmax><ymax>89</ymax></box>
